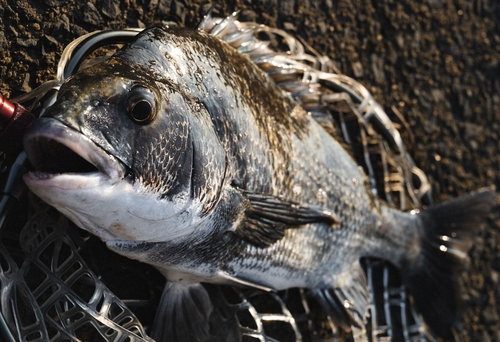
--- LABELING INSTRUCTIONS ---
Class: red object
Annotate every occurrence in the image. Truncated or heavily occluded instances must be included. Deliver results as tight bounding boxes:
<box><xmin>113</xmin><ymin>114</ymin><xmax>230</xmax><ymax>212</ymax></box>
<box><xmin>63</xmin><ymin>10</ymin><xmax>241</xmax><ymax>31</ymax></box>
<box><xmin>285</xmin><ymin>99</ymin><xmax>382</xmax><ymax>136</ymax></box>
<box><xmin>0</xmin><ymin>93</ymin><xmax>16</xmax><ymax>130</ymax></box>
<box><xmin>0</xmin><ymin>93</ymin><xmax>36</xmax><ymax>155</ymax></box>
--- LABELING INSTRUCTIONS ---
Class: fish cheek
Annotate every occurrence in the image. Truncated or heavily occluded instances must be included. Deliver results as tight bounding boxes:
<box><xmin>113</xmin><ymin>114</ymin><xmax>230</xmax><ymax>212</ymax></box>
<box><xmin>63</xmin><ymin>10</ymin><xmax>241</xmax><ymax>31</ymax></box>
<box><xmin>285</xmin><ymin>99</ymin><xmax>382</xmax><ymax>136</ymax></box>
<box><xmin>131</xmin><ymin>109</ymin><xmax>193</xmax><ymax>199</ymax></box>
<box><xmin>129</xmin><ymin>129</ymin><xmax>153</xmax><ymax>168</ymax></box>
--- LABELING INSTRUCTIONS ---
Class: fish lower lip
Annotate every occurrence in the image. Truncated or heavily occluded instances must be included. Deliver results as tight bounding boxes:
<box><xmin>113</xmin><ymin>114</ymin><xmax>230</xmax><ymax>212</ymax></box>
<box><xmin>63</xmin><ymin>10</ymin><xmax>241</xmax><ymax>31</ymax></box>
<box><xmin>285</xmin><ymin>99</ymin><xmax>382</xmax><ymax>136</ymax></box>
<box><xmin>23</xmin><ymin>118</ymin><xmax>124</xmax><ymax>180</ymax></box>
<box><xmin>29</xmin><ymin>171</ymin><xmax>58</xmax><ymax>180</ymax></box>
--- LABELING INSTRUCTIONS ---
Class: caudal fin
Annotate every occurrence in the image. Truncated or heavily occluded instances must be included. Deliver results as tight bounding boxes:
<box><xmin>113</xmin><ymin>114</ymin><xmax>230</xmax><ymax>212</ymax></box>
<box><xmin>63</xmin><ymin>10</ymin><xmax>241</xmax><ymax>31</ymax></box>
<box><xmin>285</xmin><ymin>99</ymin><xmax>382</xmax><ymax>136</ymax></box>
<box><xmin>407</xmin><ymin>188</ymin><xmax>496</xmax><ymax>340</ymax></box>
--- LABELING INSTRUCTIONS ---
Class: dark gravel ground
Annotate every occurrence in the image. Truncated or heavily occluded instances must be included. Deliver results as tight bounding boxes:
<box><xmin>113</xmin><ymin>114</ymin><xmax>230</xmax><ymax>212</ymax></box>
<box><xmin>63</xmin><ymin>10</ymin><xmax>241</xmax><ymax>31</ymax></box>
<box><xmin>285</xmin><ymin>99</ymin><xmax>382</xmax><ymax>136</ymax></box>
<box><xmin>1</xmin><ymin>0</ymin><xmax>499</xmax><ymax>340</ymax></box>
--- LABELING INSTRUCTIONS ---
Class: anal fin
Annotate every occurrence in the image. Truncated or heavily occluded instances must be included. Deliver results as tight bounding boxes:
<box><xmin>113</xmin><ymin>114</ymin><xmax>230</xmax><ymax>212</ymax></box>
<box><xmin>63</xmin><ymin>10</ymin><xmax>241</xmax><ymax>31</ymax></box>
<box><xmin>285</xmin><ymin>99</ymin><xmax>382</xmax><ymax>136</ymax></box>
<box><xmin>312</xmin><ymin>262</ymin><xmax>369</xmax><ymax>342</ymax></box>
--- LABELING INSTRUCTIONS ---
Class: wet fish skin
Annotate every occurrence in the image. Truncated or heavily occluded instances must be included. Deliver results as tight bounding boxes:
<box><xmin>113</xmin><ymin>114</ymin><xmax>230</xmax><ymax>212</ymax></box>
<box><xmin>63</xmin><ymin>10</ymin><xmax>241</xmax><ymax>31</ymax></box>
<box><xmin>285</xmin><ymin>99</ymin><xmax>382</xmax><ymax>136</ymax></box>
<box><xmin>25</xmin><ymin>26</ymin><xmax>394</xmax><ymax>281</ymax></box>
<box><xmin>23</xmin><ymin>25</ymin><xmax>495</xmax><ymax>341</ymax></box>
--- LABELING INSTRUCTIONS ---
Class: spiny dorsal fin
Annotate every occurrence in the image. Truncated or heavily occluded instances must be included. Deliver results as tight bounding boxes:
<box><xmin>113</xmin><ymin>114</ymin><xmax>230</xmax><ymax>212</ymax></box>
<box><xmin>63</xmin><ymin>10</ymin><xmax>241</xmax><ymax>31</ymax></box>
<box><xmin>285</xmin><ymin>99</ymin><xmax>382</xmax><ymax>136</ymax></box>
<box><xmin>234</xmin><ymin>188</ymin><xmax>338</xmax><ymax>248</ymax></box>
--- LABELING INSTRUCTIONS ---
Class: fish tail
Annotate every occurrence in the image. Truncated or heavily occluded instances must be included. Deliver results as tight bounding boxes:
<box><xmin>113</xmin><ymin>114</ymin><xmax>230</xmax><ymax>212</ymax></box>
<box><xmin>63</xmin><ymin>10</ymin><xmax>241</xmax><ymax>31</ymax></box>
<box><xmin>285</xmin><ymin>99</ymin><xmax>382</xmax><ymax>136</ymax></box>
<box><xmin>406</xmin><ymin>188</ymin><xmax>495</xmax><ymax>340</ymax></box>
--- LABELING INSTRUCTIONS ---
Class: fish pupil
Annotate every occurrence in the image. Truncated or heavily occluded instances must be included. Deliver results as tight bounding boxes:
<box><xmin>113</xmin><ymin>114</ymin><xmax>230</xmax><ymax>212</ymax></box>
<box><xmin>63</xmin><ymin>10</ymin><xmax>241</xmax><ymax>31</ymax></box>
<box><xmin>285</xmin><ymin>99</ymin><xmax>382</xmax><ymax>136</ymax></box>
<box><xmin>131</xmin><ymin>100</ymin><xmax>153</xmax><ymax>122</ymax></box>
<box><xmin>127</xmin><ymin>86</ymin><xmax>157</xmax><ymax>124</ymax></box>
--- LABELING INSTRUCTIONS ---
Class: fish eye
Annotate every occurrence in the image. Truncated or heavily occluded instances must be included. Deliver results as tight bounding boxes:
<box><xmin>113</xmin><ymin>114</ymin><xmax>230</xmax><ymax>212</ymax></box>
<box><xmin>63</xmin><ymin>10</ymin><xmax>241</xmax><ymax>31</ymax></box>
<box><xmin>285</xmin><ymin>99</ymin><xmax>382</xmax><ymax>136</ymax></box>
<box><xmin>127</xmin><ymin>87</ymin><xmax>157</xmax><ymax>124</ymax></box>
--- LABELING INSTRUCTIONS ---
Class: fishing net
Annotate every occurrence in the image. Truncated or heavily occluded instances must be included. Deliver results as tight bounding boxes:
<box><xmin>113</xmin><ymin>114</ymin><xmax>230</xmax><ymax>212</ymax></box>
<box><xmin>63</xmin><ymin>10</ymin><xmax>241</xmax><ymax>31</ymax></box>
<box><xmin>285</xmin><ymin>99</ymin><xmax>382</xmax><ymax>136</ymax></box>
<box><xmin>0</xmin><ymin>13</ymin><xmax>432</xmax><ymax>342</ymax></box>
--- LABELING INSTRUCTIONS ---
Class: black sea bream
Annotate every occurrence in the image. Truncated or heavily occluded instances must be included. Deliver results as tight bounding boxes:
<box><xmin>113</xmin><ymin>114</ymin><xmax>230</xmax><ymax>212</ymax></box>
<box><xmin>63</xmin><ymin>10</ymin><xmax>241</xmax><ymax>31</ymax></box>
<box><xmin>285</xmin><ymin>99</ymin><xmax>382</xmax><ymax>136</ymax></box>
<box><xmin>23</xmin><ymin>24</ymin><xmax>494</xmax><ymax>341</ymax></box>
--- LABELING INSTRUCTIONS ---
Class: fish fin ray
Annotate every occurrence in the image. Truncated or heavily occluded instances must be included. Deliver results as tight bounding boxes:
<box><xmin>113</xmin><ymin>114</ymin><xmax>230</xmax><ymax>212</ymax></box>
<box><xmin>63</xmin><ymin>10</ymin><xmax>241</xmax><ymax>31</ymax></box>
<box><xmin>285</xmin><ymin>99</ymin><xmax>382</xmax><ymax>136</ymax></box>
<box><xmin>197</xmin><ymin>3</ymin><xmax>215</xmax><ymax>31</ymax></box>
<box><xmin>234</xmin><ymin>189</ymin><xmax>338</xmax><ymax>247</ymax></box>
<box><xmin>217</xmin><ymin>271</ymin><xmax>273</xmax><ymax>291</ymax></box>
<box><xmin>150</xmin><ymin>282</ymin><xmax>213</xmax><ymax>342</ymax></box>
<box><xmin>407</xmin><ymin>188</ymin><xmax>495</xmax><ymax>340</ymax></box>
<box><xmin>312</xmin><ymin>262</ymin><xmax>369</xmax><ymax>338</ymax></box>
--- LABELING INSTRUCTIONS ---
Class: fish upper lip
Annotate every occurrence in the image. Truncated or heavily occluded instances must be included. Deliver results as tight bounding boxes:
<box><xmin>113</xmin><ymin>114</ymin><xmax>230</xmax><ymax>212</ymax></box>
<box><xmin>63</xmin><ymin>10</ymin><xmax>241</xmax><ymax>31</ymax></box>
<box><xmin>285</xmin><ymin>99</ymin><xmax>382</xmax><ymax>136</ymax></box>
<box><xmin>23</xmin><ymin>118</ymin><xmax>124</xmax><ymax>180</ymax></box>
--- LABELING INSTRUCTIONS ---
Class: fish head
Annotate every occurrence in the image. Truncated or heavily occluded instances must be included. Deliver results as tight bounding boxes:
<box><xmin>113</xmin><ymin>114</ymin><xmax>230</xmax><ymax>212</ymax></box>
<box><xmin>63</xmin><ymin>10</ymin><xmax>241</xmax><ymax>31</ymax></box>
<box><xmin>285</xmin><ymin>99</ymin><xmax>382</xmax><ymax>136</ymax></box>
<box><xmin>23</xmin><ymin>27</ymin><xmax>229</xmax><ymax>243</ymax></box>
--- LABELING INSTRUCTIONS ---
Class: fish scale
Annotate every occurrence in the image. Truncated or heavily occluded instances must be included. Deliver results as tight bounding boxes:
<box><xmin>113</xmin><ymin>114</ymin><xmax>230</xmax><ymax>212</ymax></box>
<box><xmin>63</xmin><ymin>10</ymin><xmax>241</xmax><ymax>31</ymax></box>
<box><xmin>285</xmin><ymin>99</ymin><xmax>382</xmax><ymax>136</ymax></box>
<box><xmin>21</xmin><ymin>24</ymin><xmax>495</xmax><ymax>342</ymax></box>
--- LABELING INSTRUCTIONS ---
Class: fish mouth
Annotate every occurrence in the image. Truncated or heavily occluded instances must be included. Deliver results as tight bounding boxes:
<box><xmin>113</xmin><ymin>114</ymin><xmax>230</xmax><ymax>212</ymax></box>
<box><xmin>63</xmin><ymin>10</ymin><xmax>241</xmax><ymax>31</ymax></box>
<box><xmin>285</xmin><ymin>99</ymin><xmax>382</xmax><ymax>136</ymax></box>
<box><xmin>23</xmin><ymin>118</ymin><xmax>124</xmax><ymax>187</ymax></box>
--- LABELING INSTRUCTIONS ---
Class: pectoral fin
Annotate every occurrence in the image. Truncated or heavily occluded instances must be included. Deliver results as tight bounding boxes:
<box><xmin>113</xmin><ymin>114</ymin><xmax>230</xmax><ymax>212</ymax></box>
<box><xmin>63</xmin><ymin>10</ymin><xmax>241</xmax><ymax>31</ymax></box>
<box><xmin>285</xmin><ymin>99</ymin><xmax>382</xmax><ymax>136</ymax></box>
<box><xmin>234</xmin><ymin>189</ymin><xmax>338</xmax><ymax>248</ymax></box>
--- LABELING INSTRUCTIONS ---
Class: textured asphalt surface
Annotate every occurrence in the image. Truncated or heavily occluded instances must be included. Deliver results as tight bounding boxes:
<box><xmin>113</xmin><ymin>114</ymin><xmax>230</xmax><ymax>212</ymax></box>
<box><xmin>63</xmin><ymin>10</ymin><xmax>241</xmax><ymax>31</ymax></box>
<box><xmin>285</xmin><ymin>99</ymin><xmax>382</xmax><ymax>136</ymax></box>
<box><xmin>1</xmin><ymin>0</ymin><xmax>499</xmax><ymax>340</ymax></box>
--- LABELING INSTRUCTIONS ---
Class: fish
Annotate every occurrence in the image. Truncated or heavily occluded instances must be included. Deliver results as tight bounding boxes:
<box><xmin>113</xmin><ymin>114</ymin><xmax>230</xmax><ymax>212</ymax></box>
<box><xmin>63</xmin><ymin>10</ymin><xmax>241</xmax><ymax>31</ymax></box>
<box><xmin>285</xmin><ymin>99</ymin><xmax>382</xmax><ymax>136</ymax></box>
<box><xmin>22</xmin><ymin>23</ymin><xmax>495</xmax><ymax>341</ymax></box>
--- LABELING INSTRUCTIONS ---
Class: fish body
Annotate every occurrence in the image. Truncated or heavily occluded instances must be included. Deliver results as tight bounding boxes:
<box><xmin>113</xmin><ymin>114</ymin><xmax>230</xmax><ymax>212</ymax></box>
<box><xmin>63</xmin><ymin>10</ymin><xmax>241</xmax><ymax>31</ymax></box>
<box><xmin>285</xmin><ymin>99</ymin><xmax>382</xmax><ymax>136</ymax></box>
<box><xmin>23</xmin><ymin>25</ymin><xmax>494</xmax><ymax>341</ymax></box>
